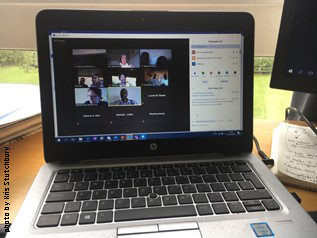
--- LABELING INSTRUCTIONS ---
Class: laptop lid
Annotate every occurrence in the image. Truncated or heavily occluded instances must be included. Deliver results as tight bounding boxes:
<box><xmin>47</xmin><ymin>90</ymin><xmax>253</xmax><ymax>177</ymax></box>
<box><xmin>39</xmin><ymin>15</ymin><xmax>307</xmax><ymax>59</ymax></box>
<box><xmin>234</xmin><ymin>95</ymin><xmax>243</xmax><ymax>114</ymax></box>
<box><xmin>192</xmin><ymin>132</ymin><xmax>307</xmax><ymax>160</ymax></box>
<box><xmin>36</xmin><ymin>10</ymin><xmax>254</xmax><ymax>163</ymax></box>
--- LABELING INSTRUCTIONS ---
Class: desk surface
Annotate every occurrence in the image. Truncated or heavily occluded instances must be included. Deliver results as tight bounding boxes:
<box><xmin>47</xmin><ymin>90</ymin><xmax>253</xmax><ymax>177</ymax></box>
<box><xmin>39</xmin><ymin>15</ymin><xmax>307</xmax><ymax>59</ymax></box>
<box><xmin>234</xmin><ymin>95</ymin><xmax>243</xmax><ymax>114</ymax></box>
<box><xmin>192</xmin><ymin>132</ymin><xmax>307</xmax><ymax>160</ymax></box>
<box><xmin>1</xmin><ymin>119</ymin><xmax>316</xmax><ymax>224</ymax></box>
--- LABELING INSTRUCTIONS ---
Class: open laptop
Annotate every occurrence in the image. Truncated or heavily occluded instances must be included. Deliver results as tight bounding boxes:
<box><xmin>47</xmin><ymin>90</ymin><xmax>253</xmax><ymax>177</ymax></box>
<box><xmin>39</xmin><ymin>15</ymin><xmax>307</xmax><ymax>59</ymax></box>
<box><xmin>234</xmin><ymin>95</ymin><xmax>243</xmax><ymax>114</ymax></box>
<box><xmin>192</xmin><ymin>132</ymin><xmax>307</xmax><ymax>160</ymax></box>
<box><xmin>8</xmin><ymin>10</ymin><xmax>317</xmax><ymax>238</ymax></box>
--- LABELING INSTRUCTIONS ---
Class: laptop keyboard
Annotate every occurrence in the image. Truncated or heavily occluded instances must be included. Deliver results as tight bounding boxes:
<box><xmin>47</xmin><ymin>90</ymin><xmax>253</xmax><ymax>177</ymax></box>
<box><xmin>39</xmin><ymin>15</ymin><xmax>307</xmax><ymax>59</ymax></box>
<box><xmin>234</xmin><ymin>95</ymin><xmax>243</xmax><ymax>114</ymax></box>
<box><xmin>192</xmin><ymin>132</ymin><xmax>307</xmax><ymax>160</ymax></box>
<box><xmin>36</xmin><ymin>160</ymin><xmax>280</xmax><ymax>228</ymax></box>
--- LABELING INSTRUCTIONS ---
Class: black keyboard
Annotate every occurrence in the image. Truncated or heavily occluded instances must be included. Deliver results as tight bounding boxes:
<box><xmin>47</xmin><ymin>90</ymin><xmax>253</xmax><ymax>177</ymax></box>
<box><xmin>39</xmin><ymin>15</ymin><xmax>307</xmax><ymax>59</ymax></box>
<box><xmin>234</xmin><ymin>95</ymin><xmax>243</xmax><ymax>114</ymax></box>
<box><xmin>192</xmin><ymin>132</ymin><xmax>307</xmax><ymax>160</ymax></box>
<box><xmin>36</xmin><ymin>160</ymin><xmax>280</xmax><ymax>228</ymax></box>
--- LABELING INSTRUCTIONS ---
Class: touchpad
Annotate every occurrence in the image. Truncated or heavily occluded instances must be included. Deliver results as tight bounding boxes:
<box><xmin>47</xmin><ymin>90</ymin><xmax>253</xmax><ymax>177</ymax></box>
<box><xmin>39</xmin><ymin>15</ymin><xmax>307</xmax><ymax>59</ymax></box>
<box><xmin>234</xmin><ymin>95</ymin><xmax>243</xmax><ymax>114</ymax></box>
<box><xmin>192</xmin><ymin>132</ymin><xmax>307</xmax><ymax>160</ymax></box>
<box><xmin>118</xmin><ymin>229</ymin><xmax>202</xmax><ymax>238</ymax></box>
<box><xmin>117</xmin><ymin>222</ymin><xmax>202</xmax><ymax>238</ymax></box>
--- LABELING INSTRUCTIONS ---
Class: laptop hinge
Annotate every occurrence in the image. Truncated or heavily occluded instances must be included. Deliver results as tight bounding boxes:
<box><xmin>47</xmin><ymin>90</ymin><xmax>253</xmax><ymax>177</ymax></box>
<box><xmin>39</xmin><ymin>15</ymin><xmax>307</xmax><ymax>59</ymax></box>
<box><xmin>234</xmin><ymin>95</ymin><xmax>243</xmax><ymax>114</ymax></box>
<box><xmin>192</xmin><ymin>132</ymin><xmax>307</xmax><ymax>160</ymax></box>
<box><xmin>223</xmin><ymin>152</ymin><xmax>241</xmax><ymax>157</ymax></box>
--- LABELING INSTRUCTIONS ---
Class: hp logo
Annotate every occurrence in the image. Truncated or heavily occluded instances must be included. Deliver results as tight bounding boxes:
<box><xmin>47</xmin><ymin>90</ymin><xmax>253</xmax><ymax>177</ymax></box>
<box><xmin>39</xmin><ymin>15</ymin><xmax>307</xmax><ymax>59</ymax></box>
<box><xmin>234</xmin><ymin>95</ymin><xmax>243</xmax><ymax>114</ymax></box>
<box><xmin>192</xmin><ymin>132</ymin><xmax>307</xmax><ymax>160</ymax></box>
<box><xmin>150</xmin><ymin>143</ymin><xmax>158</xmax><ymax>151</ymax></box>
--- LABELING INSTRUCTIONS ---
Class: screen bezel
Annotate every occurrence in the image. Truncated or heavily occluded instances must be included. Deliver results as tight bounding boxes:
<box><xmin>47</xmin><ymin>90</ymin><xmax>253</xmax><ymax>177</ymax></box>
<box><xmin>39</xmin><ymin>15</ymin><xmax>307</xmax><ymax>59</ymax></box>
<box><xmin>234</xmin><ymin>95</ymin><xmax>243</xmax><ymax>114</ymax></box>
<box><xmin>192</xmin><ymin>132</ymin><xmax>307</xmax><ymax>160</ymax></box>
<box><xmin>270</xmin><ymin>0</ymin><xmax>317</xmax><ymax>94</ymax></box>
<box><xmin>36</xmin><ymin>10</ymin><xmax>254</xmax><ymax>163</ymax></box>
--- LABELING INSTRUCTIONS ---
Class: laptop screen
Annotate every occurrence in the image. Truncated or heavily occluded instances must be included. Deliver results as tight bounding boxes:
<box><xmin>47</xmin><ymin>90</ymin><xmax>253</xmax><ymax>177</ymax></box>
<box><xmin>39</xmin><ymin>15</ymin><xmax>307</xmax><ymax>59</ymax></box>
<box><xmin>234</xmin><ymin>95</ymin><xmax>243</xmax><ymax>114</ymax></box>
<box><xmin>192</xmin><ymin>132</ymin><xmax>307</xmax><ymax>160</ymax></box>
<box><xmin>48</xmin><ymin>31</ymin><xmax>243</xmax><ymax>144</ymax></box>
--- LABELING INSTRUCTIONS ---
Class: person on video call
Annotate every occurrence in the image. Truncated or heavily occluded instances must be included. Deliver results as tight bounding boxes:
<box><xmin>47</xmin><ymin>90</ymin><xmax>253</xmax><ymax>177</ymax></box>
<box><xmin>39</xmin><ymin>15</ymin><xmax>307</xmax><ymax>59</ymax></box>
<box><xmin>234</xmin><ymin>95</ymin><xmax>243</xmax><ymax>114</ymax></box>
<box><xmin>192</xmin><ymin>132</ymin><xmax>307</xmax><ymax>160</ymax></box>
<box><xmin>119</xmin><ymin>54</ymin><xmax>133</xmax><ymax>68</ymax></box>
<box><xmin>116</xmin><ymin>73</ymin><xmax>132</xmax><ymax>87</ymax></box>
<box><xmin>90</xmin><ymin>74</ymin><xmax>102</xmax><ymax>88</ymax></box>
<box><xmin>79</xmin><ymin>77</ymin><xmax>88</xmax><ymax>88</ymax></box>
<box><xmin>84</xmin><ymin>87</ymin><xmax>107</xmax><ymax>106</ymax></box>
<box><xmin>140</xmin><ymin>51</ymin><xmax>150</xmax><ymax>67</ymax></box>
<box><xmin>151</xmin><ymin>73</ymin><xmax>162</xmax><ymax>86</ymax></box>
<box><xmin>113</xmin><ymin>88</ymin><xmax>137</xmax><ymax>105</ymax></box>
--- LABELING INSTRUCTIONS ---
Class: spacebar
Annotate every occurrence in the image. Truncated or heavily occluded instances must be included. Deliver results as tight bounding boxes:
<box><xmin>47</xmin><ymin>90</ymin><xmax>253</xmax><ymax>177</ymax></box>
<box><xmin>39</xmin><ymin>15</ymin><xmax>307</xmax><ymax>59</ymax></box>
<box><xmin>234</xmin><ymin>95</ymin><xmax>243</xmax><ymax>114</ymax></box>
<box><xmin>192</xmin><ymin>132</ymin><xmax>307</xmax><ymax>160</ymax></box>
<box><xmin>115</xmin><ymin>205</ymin><xmax>197</xmax><ymax>222</ymax></box>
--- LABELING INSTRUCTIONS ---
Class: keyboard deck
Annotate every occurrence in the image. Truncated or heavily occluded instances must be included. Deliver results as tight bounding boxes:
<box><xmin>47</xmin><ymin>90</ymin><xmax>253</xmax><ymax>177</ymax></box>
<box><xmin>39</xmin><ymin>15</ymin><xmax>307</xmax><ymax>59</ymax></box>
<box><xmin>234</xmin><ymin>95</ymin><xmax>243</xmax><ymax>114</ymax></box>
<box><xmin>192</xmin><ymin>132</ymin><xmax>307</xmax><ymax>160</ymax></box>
<box><xmin>36</xmin><ymin>160</ymin><xmax>280</xmax><ymax>228</ymax></box>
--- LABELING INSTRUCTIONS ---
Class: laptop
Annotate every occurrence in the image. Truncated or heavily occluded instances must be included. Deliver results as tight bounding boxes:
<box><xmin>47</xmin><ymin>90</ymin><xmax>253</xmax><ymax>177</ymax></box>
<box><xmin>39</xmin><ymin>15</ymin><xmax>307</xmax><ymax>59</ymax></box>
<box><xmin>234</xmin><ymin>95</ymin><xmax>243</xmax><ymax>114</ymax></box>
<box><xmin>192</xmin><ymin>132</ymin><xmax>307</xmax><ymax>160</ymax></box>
<box><xmin>8</xmin><ymin>10</ymin><xmax>317</xmax><ymax>238</ymax></box>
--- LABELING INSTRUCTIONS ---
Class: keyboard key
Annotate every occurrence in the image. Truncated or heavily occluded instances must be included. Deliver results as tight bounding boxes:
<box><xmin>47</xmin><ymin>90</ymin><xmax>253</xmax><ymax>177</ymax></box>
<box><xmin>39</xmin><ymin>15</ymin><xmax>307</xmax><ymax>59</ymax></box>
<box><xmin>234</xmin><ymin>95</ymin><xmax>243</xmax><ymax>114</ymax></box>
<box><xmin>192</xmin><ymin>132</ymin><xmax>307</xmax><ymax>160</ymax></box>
<box><xmin>243</xmin><ymin>200</ymin><xmax>261</xmax><ymax>207</ymax></box>
<box><xmin>99</xmin><ymin>200</ymin><xmax>114</xmax><ymax>210</ymax></box>
<box><xmin>120</xmin><ymin>179</ymin><xmax>133</xmax><ymax>188</ymax></box>
<box><xmin>147</xmin><ymin>197</ymin><xmax>162</xmax><ymax>207</ymax></box>
<box><xmin>196</xmin><ymin>184</ymin><xmax>211</xmax><ymax>192</ymax></box>
<box><xmin>115</xmin><ymin>205</ymin><xmax>197</xmax><ymax>222</ymax></box>
<box><xmin>127</xmin><ymin>171</ymin><xmax>139</xmax><ymax>179</ymax></box>
<box><xmin>210</xmin><ymin>183</ymin><xmax>226</xmax><ymax>192</ymax></box>
<box><xmin>79</xmin><ymin>212</ymin><xmax>96</xmax><ymax>225</ymax></box>
<box><xmin>175</xmin><ymin>163</ymin><xmax>186</xmax><ymax>168</ymax></box>
<box><xmin>212</xmin><ymin>203</ymin><xmax>229</xmax><ymax>214</ymax></box>
<box><xmin>150</xmin><ymin>164</ymin><xmax>161</xmax><ymax>169</ymax></box>
<box><xmin>148</xmin><ymin>178</ymin><xmax>161</xmax><ymax>186</ymax></box>
<box><xmin>111</xmin><ymin>167</ymin><xmax>123</xmax><ymax>171</ymax></box>
<box><xmin>177</xmin><ymin>195</ymin><xmax>193</xmax><ymax>204</ymax></box>
<box><xmin>222</xmin><ymin>192</ymin><xmax>239</xmax><ymax>201</ymax></box>
<box><xmin>207</xmin><ymin>192</ymin><xmax>223</xmax><ymax>202</ymax></box>
<box><xmin>82</xmin><ymin>201</ymin><xmax>98</xmax><ymax>211</ymax></box>
<box><xmin>238</xmin><ymin>181</ymin><xmax>254</xmax><ymax>190</ymax></box>
<box><xmin>189</xmin><ymin>175</ymin><xmax>203</xmax><ymax>184</ymax></box>
<box><xmin>71</xmin><ymin>169</ymin><xmax>83</xmax><ymax>173</ymax></box>
<box><xmin>237</xmin><ymin>190</ymin><xmax>272</xmax><ymax>200</ymax></box>
<box><xmin>90</xmin><ymin>181</ymin><xmax>104</xmax><ymax>190</ymax></box>
<box><xmin>235</xmin><ymin>161</ymin><xmax>246</xmax><ymax>165</ymax></box>
<box><xmin>92</xmin><ymin>190</ymin><xmax>107</xmax><ymax>199</ymax></box>
<box><xmin>76</xmin><ymin>191</ymin><xmax>92</xmax><ymax>201</ymax></box>
<box><xmin>162</xmin><ymin>164</ymin><xmax>174</xmax><ymax>168</ymax></box>
<box><xmin>231</xmin><ymin>165</ymin><xmax>252</xmax><ymax>173</ymax></box>
<box><xmin>98</xmin><ymin>172</ymin><xmax>111</xmax><ymax>180</ymax></box>
<box><xmin>223</xmin><ymin>161</ymin><xmax>234</xmax><ymax>166</ymax></box>
<box><xmin>175</xmin><ymin>176</ymin><xmax>190</xmax><ymax>184</ymax></box>
<box><xmin>131</xmin><ymin>197</ymin><xmax>146</xmax><ymax>208</ymax></box>
<box><xmin>262</xmin><ymin>199</ymin><xmax>280</xmax><ymax>211</ymax></box>
<box><xmin>229</xmin><ymin>173</ymin><xmax>244</xmax><ymax>181</ymax></box>
<box><xmin>113</xmin><ymin>171</ymin><xmax>125</xmax><ymax>179</ymax></box>
<box><xmin>123</xmin><ymin>188</ymin><xmax>137</xmax><ymax>197</ymax></box>
<box><xmin>228</xmin><ymin>202</ymin><xmax>245</xmax><ymax>213</ymax></box>
<box><xmin>224</xmin><ymin>182</ymin><xmax>240</xmax><ymax>191</ymax></box>
<box><xmin>202</xmin><ymin>175</ymin><xmax>217</xmax><ymax>183</ymax></box>
<box><xmin>134</xmin><ymin>178</ymin><xmax>147</xmax><ymax>187</ymax></box>
<box><xmin>205</xmin><ymin>167</ymin><xmax>219</xmax><ymax>174</ymax></box>
<box><xmin>69</xmin><ymin>173</ymin><xmax>84</xmax><ymax>182</ymax></box>
<box><xmin>162</xmin><ymin>195</ymin><xmax>178</xmax><ymax>206</ymax></box>
<box><xmin>97</xmin><ymin>211</ymin><xmax>113</xmax><ymax>223</ymax></box>
<box><xmin>153</xmin><ymin>186</ymin><xmax>167</xmax><ymax>195</ymax></box>
<box><xmin>37</xmin><ymin>215</ymin><xmax>61</xmax><ymax>227</ymax></box>
<box><xmin>180</xmin><ymin>168</ymin><xmax>193</xmax><ymax>175</ymax></box>
<box><xmin>245</xmin><ymin>205</ymin><xmax>265</xmax><ymax>212</ymax></box>
<box><xmin>193</xmin><ymin>194</ymin><xmax>209</xmax><ymax>203</ymax></box>
<box><xmin>137</xmin><ymin>165</ymin><xmax>149</xmax><ymax>170</ymax></box>
<box><xmin>138</xmin><ymin>187</ymin><xmax>152</xmax><ymax>196</ymax></box>
<box><xmin>168</xmin><ymin>185</ymin><xmax>182</xmax><ymax>194</ymax></box>
<box><xmin>115</xmin><ymin>199</ymin><xmax>130</xmax><ymax>209</ymax></box>
<box><xmin>199</xmin><ymin>162</ymin><xmax>211</xmax><ymax>167</ymax></box>
<box><xmin>167</xmin><ymin>168</ymin><xmax>180</xmax><ymax>176</ymax></box>
<box><xmin>162</xmin><ymin>177</ymin><xmax>175</xmax><ymax>185</ymax></box>
<box><xmin>105</xmin><ymin>180</ymin><xmax>119</xmax><ymax>189</ymax></box>
<box><xmin>57</xmin><ymin>169</ymin><xmax>70</xmax><ymax>174</ymax></box>
<box><xmin>85</xmin><ymin>168</ymin><xmax>97</xmax><ymax>173</ymax></box>
<box><xmin>182</xmin><ymin>184</ymin><xmax>197</xmax><ymax>193</ymax></box>
<box><xmin>108</xmin><ymin>189</ymin><xmax>122</xmax><ymax>198</ymax></box>
<box><xmin>74</xmin><ymin>181</ymin><xmax>89</xmax><ymax>191</ymax></box>
<box><xmin>192</xmin><ymin>167</ymin><xmax>206</xmax><ymax>175</ymax></box>
<box><xmin>196</xmin><ymin>204</ymin><xmax>213</xmax><ymax>216</ymax></box>
<box><xmin>65</xmin><ymin>202</ymin><xmax>81</xmax><ymax>213</ymax></box>
<box><xmin>140</xmin><ymin>170</ymin><xmax>153</xmax><ymax>178</ymax></box>
<box><xmin>98</xmin><ymin>168</ymin><xmax>110</xmax><ymax>172</ymax></box>
<box><xmin>46</xmin><ymin>192</ymin><xmax>75</xmax><ymax>203</ymax></box>
<box><xmin>41</xmin><ymin>202</ymin><xmax>64</xmax><ymax>214</ymax></box>
<box><xmin>84</xmin><ymin>173</ymin><xmax>98</xmax><ymax>181</ymax></box>
<box><xmin>218</xmin><ymin>166</ymin><xmax>232</xmax><ymax>173</ymax></box>
<box><xmin>187</xmin><ymin>163</ymin><xmax>198</xmax><ymax>167</ymax></box>
<box><xmin>216</xmin><ymin>174</ymin><xmax>231</xmax><ymax>182</ymax></box>
<box><xmin>243</xmin><ymin>173</ymin><xmax>265</xmax><ymax>189</ymax></box>
<box><xmin>211</xmin><ymin>162</ymin><xmax>222</xmax><ymax>166</ymax></box>
<box><xmin>54</xmin><ymin>174</ymin><xmax>69</xmax><ymax>183</ymax></box>
<box><xmin>154</xmin><ymin>169</ymin><xmax>166</xmax><ymax>177</ymax></box>
<box><xmin>61</xmin><ymin>213</ymin><xmax>78</xmax><ymax>226</ymax></box>
<box><xmin>124</xmin><ymin>166</ymin><xmax>136</xmax><ymax>171</ymax></box>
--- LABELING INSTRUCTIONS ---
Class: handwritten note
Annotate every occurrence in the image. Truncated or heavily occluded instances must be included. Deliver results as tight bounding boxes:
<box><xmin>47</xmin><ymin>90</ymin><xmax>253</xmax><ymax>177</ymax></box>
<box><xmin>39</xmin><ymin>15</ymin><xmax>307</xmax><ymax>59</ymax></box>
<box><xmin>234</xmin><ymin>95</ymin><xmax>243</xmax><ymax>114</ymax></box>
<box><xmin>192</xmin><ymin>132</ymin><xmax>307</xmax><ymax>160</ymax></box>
<box><xmin>277</xmin><ymin>123</ymin><xmax>317</xmax><ymax>184</ymax></box>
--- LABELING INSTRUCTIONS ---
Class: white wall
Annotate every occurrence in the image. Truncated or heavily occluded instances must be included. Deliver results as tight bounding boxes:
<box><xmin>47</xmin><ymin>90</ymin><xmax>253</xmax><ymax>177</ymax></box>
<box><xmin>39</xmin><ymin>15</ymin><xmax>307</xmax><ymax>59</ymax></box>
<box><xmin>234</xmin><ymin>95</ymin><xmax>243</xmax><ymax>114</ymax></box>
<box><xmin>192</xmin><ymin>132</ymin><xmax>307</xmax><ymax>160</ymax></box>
<box><xmin>0</xmin><ymin>0</ymin><xmax>284</xmax><ymax>56</ymax></box>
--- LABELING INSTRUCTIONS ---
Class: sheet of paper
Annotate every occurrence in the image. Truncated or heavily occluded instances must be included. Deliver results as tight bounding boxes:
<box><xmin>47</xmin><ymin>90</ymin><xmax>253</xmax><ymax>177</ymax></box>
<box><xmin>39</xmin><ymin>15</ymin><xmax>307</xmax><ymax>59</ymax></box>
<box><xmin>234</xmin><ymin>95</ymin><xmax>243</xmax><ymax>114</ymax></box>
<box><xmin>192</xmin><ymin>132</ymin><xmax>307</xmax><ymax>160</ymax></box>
<box><xmin>276</xmin><ymin>123</ymin><xmax>317</xmax><ymax>184</ymax></box>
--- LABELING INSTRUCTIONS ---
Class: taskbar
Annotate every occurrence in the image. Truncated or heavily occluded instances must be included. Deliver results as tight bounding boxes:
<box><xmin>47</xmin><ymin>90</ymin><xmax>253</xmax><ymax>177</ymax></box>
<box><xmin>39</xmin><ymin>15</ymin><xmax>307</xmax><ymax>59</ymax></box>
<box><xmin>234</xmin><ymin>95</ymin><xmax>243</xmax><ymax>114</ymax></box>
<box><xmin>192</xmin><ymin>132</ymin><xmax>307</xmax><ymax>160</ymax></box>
<box><xmin>55</xmin><ymin>130</ymin><xmax>242</xmax><ymax>143</ymax></box>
